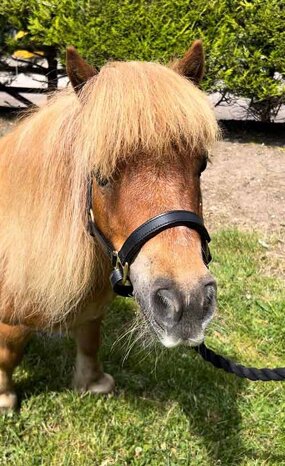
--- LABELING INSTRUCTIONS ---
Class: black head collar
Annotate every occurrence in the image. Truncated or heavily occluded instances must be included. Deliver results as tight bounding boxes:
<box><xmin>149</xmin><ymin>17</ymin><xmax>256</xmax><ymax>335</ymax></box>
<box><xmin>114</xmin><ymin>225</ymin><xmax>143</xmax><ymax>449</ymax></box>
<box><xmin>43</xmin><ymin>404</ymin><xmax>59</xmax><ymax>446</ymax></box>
<box><xmin>87</xmin><ymin>176</ymin><xmax>212</xmax><ymax>297</ymax></box>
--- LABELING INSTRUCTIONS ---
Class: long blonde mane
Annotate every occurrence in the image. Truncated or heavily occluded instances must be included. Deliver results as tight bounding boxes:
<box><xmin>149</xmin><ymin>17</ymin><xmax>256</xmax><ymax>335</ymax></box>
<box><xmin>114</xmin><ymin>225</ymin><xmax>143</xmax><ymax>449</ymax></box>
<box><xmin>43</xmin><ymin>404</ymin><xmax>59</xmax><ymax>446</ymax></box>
<box><xmin>0</xmin><ymin>60</ymin><xmax>218</xmax><ymax>326</ymax></box>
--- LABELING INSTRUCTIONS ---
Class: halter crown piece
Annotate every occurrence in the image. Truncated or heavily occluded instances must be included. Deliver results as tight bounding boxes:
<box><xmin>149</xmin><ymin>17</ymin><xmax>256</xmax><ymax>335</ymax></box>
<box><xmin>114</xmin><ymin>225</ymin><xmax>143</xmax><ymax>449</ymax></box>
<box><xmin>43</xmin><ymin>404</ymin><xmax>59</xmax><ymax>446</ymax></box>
<box><xmin>86</xmin><ymin>174</ymin><xmax>285</xmax><ymax>382</ymax></box>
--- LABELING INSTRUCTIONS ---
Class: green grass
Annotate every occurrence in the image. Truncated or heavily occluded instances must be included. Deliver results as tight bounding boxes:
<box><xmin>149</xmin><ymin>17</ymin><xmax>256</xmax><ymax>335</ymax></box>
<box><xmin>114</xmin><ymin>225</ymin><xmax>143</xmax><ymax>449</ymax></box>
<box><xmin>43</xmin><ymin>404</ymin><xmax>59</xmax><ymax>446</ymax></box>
<box><xmin>0</xmin><ymin>230</ymin><xmax>285</xmax><ymax>466</ymax></box>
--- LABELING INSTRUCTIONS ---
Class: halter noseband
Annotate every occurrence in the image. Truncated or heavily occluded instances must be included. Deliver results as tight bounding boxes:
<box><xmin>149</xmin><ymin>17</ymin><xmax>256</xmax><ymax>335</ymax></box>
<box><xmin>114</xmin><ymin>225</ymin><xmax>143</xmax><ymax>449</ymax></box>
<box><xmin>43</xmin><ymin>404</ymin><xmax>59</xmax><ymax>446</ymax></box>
<box><xmin>87</xmin><ymin>175</ymin><xmax>212</xmax><ymax>297</ymax></box>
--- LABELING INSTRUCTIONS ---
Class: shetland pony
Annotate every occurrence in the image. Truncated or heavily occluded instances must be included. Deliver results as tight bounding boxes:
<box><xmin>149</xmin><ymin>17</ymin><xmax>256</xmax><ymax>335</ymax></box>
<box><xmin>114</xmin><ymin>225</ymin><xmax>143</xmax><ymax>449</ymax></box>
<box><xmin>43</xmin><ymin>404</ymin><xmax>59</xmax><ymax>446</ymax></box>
<box><xmin>0</xmin><ymin>41</ymin><xmax>218</xmax><ymax>410</ymax></box>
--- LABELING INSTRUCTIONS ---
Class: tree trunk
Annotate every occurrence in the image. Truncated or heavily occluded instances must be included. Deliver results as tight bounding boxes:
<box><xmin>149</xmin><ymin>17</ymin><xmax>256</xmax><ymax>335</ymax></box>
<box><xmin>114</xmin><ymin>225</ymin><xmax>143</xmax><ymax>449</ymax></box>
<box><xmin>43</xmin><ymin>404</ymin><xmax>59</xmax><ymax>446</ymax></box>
<box><xmin>45</xmin><ymin>46</ymin><xmax>58</xmax><ymax>93</ymax></box>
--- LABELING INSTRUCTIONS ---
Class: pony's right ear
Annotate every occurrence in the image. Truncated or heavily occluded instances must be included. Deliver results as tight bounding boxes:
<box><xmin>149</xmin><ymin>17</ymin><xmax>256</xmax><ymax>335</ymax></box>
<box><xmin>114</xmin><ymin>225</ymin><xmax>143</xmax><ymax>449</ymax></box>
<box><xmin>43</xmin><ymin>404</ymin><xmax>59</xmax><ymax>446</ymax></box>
<box><xmin>66</xmin><ymin>46</ymin><xmax>98</xmax><ymax>93</ymax></box>
<box><xmin>171</xmin><ymin>40</ymin><xmax>205</xmax><ymax>85</ymax></box>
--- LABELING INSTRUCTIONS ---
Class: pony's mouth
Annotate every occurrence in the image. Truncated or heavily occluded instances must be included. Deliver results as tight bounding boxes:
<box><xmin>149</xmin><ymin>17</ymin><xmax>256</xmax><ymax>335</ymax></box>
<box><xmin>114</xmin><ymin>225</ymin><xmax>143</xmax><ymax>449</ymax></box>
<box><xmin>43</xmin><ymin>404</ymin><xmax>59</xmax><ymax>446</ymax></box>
<box><xmin>159</xmin><ymin>334</ymin><xmax>205</xmax><ymax>348</ymax></box>
<box><xmin>151</xmin><ymin>321</ymin><xmax>205</xmax><ymax>348</ymax></box>
<box><xmin>137</xmin><ymin>300</ymin><xmax>207</xmax><ymax>348</ymax></box>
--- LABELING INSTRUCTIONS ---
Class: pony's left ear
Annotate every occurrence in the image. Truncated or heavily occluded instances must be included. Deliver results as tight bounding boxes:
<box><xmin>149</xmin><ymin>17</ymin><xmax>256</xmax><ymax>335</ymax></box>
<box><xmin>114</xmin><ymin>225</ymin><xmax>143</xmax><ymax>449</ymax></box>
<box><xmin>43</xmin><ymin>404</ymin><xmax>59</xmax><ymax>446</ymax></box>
<box><xmin>66</xmin><ymin>46</ymin><xmax>98</xmax><ymax>93</ymax></box>
<box><xmin>172</xmin><ymin>40</ymin><xmax>205</xmax><ymax>85</ymax></box>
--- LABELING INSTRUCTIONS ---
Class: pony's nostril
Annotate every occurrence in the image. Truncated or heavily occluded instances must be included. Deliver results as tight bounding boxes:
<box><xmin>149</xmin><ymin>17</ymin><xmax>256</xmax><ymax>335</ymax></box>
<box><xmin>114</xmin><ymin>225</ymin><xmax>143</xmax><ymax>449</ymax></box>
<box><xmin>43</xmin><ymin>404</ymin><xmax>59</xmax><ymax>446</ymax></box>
<box><xmin>156</xmin><ymin>289</ymin><xmax>176</xmax><ymax>308</ymax></box>
<box><xmin>204</xmin><ymin>285</ymin><xmax>215</xmax><ymax>303</ymax></box>
<box><xmin>152</xmin><ymin>288</ymin><xmax>183</xmax><ymax>326</ymax></box>
<box><xmin>201</xmin><ymin>280</ymin><xmax>217</xmax><ymax>325</ymax></box>
<box><xmin>204</xmin><ymin>280</ymin><xmax>217</xmax><ymax>305</ymax></box>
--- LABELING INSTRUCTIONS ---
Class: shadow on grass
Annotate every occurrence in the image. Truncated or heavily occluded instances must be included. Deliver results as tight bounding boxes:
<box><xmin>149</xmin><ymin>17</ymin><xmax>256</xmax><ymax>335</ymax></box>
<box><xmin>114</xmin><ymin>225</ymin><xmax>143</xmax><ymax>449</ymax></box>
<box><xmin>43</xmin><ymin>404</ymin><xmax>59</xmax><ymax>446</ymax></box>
<box><xmin>103</xmin><ymin>301</ymin><xmax>246</xmax><ymax>465</ymax></box>
<box><xmin>19</xmin><ymin>300</ymin><xmax>246</xmax><ymax>465</ymax></box>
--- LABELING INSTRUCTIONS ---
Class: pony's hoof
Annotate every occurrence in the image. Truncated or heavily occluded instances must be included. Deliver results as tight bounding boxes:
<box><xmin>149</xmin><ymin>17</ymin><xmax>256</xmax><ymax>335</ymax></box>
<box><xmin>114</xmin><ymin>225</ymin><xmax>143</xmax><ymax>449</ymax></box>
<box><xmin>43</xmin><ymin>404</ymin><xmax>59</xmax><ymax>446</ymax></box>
<box><xmin>87</xmin><ymin>373</ymin><xmax>115</xmax><ymax>394</ymax></box>
<box><xmin>0</xmin><ymin>391</ymin><xmax>17</xmax><ymax>412</ymax></box>
<box><xmin>74</xmin><ymin>372</ymin><xmax>115</xmax><ymax>395</ymax></box>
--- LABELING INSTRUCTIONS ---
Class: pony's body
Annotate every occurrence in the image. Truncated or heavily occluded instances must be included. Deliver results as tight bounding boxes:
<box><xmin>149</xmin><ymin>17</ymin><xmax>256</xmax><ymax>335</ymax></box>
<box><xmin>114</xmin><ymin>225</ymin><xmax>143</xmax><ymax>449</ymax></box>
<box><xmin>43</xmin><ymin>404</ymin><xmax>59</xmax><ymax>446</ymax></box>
<box><xmin>0</xmin><ymin>42</ymin><xmax>219</xmax><ymax>410</ymax></box>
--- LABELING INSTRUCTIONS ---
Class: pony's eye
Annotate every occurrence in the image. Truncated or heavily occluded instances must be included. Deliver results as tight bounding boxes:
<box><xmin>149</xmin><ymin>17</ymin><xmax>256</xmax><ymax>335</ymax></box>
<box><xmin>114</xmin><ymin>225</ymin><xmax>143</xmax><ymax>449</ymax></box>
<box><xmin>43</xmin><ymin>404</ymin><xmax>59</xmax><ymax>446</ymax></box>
<box><xmin>97</xmin><ymin>177</ymin><xmax>109</xmax><ymax>187</ymax></box>
<box><xmin>199</xmin><ymin>155</ymin><xmax>208</xmax><ymax>174</ymax></box>
<box><xmin>95</xmin><ymin>172</ymin><xmax>110</xmax><ymax>187</ymax></box>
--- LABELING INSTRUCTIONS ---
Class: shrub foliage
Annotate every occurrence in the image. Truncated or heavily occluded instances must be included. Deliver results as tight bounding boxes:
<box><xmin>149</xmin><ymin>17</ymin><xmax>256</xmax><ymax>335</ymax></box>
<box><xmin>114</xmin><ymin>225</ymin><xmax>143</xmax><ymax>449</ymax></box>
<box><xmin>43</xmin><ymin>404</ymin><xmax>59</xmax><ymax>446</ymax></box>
<box><xmin>0</xmin><ymin>0</ymin><xmax>284</xmax><ymax>121</ymax></box>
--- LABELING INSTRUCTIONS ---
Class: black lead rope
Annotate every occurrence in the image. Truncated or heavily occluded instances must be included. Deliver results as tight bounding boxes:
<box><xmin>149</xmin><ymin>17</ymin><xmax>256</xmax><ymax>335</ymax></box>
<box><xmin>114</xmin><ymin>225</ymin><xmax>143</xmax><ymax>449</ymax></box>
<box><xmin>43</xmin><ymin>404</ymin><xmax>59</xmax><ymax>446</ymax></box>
<box><xmin>87</xmin><ymin>175</ymin><xmax>285</xmax><ymax>382</ymax></box>
<box><xmin>194</xmin><ymin>343</ymin><xmax>285</xmax><ymax>381</ymax></box>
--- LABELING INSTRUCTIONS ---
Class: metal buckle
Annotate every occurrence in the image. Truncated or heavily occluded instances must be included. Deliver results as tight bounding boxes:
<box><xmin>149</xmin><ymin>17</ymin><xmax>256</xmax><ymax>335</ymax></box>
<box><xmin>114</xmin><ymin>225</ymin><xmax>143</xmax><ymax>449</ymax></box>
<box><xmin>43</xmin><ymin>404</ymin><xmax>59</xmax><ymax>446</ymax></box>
<box><xmin>89</xmin><ymin>208</ymin><xmax>95</xmax><ymax>222</ymax></box>
<box><xmin>111</xmin><ymin>252</ymin><xmax>130</xmax><ymax>286</ymax></box>
<box><xmin>122</xmin><ymin>262</ymin><xmax>130</xmax><ymax>285</ymax></box>
<box><xmin>112</xmin><ymin>251</ymin><xmax>119</xmax><ymax>267</ymax></box>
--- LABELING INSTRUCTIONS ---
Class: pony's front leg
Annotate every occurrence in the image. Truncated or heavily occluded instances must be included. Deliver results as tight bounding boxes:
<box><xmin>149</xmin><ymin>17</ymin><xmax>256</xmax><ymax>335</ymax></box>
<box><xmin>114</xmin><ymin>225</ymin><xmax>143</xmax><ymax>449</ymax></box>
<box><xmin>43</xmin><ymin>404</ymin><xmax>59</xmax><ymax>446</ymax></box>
<box><xmin>73</xmin><ymin>317</ymin><xmax>114</xmax><ymax>394</ymax></box>
<box><xmin>0</xmin><ymin>322</ymin><xmax>32</xmax><ymax>411</ymax></box>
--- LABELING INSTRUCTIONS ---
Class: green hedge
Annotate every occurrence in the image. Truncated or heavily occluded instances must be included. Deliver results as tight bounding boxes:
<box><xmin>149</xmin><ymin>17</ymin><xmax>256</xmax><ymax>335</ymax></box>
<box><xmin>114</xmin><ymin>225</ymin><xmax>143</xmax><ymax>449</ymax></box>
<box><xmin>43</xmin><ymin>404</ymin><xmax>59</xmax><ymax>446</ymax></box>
<box><xmin>0</xmin><ymin>0</ymin><xmax>284</xmax><ymax>121</ymax></box>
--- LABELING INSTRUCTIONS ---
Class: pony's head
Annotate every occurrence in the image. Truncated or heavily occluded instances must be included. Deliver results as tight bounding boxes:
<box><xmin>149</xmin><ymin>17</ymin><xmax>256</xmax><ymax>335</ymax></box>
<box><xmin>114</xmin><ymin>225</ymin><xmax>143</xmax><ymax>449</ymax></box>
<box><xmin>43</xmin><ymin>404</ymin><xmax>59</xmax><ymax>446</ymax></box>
<box><xmin>66</xmin><ymin>42</ymin><xmax>218</xmax><ymax>347</ymax></box>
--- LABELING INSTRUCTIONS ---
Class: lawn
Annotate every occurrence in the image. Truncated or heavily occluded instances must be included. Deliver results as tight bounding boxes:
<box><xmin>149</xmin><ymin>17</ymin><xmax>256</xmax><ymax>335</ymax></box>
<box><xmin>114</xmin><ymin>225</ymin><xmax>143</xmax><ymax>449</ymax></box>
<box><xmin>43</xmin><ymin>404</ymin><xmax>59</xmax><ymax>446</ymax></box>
<box><xmin>0</xmin><ymin>230</ymin><xmax>284</xmax><ymax>466</ymax></box>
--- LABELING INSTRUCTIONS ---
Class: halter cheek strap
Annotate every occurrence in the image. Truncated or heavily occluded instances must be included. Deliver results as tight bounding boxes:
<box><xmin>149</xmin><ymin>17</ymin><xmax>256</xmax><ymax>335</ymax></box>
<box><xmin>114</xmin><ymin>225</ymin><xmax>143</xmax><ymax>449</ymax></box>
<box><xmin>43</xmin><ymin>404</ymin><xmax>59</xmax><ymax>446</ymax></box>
<box><xmin>87</xmin><ymin>177</ymin><xmax>211</xmax><ymax>297</ymax></box>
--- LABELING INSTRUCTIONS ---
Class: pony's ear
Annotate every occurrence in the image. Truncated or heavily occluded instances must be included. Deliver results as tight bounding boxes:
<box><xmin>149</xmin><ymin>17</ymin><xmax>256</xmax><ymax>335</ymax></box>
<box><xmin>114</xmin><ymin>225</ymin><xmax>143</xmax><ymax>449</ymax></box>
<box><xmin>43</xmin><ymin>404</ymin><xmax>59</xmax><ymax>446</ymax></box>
<box><xmin>172</xmin><ymin>40</ymin><xmax>205</xmax><ymax>85</ymax></box>
<box><xmin>66</xmin><ymin>46</ymin><xmax>97</xmax><ymax>92</ymax></box>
